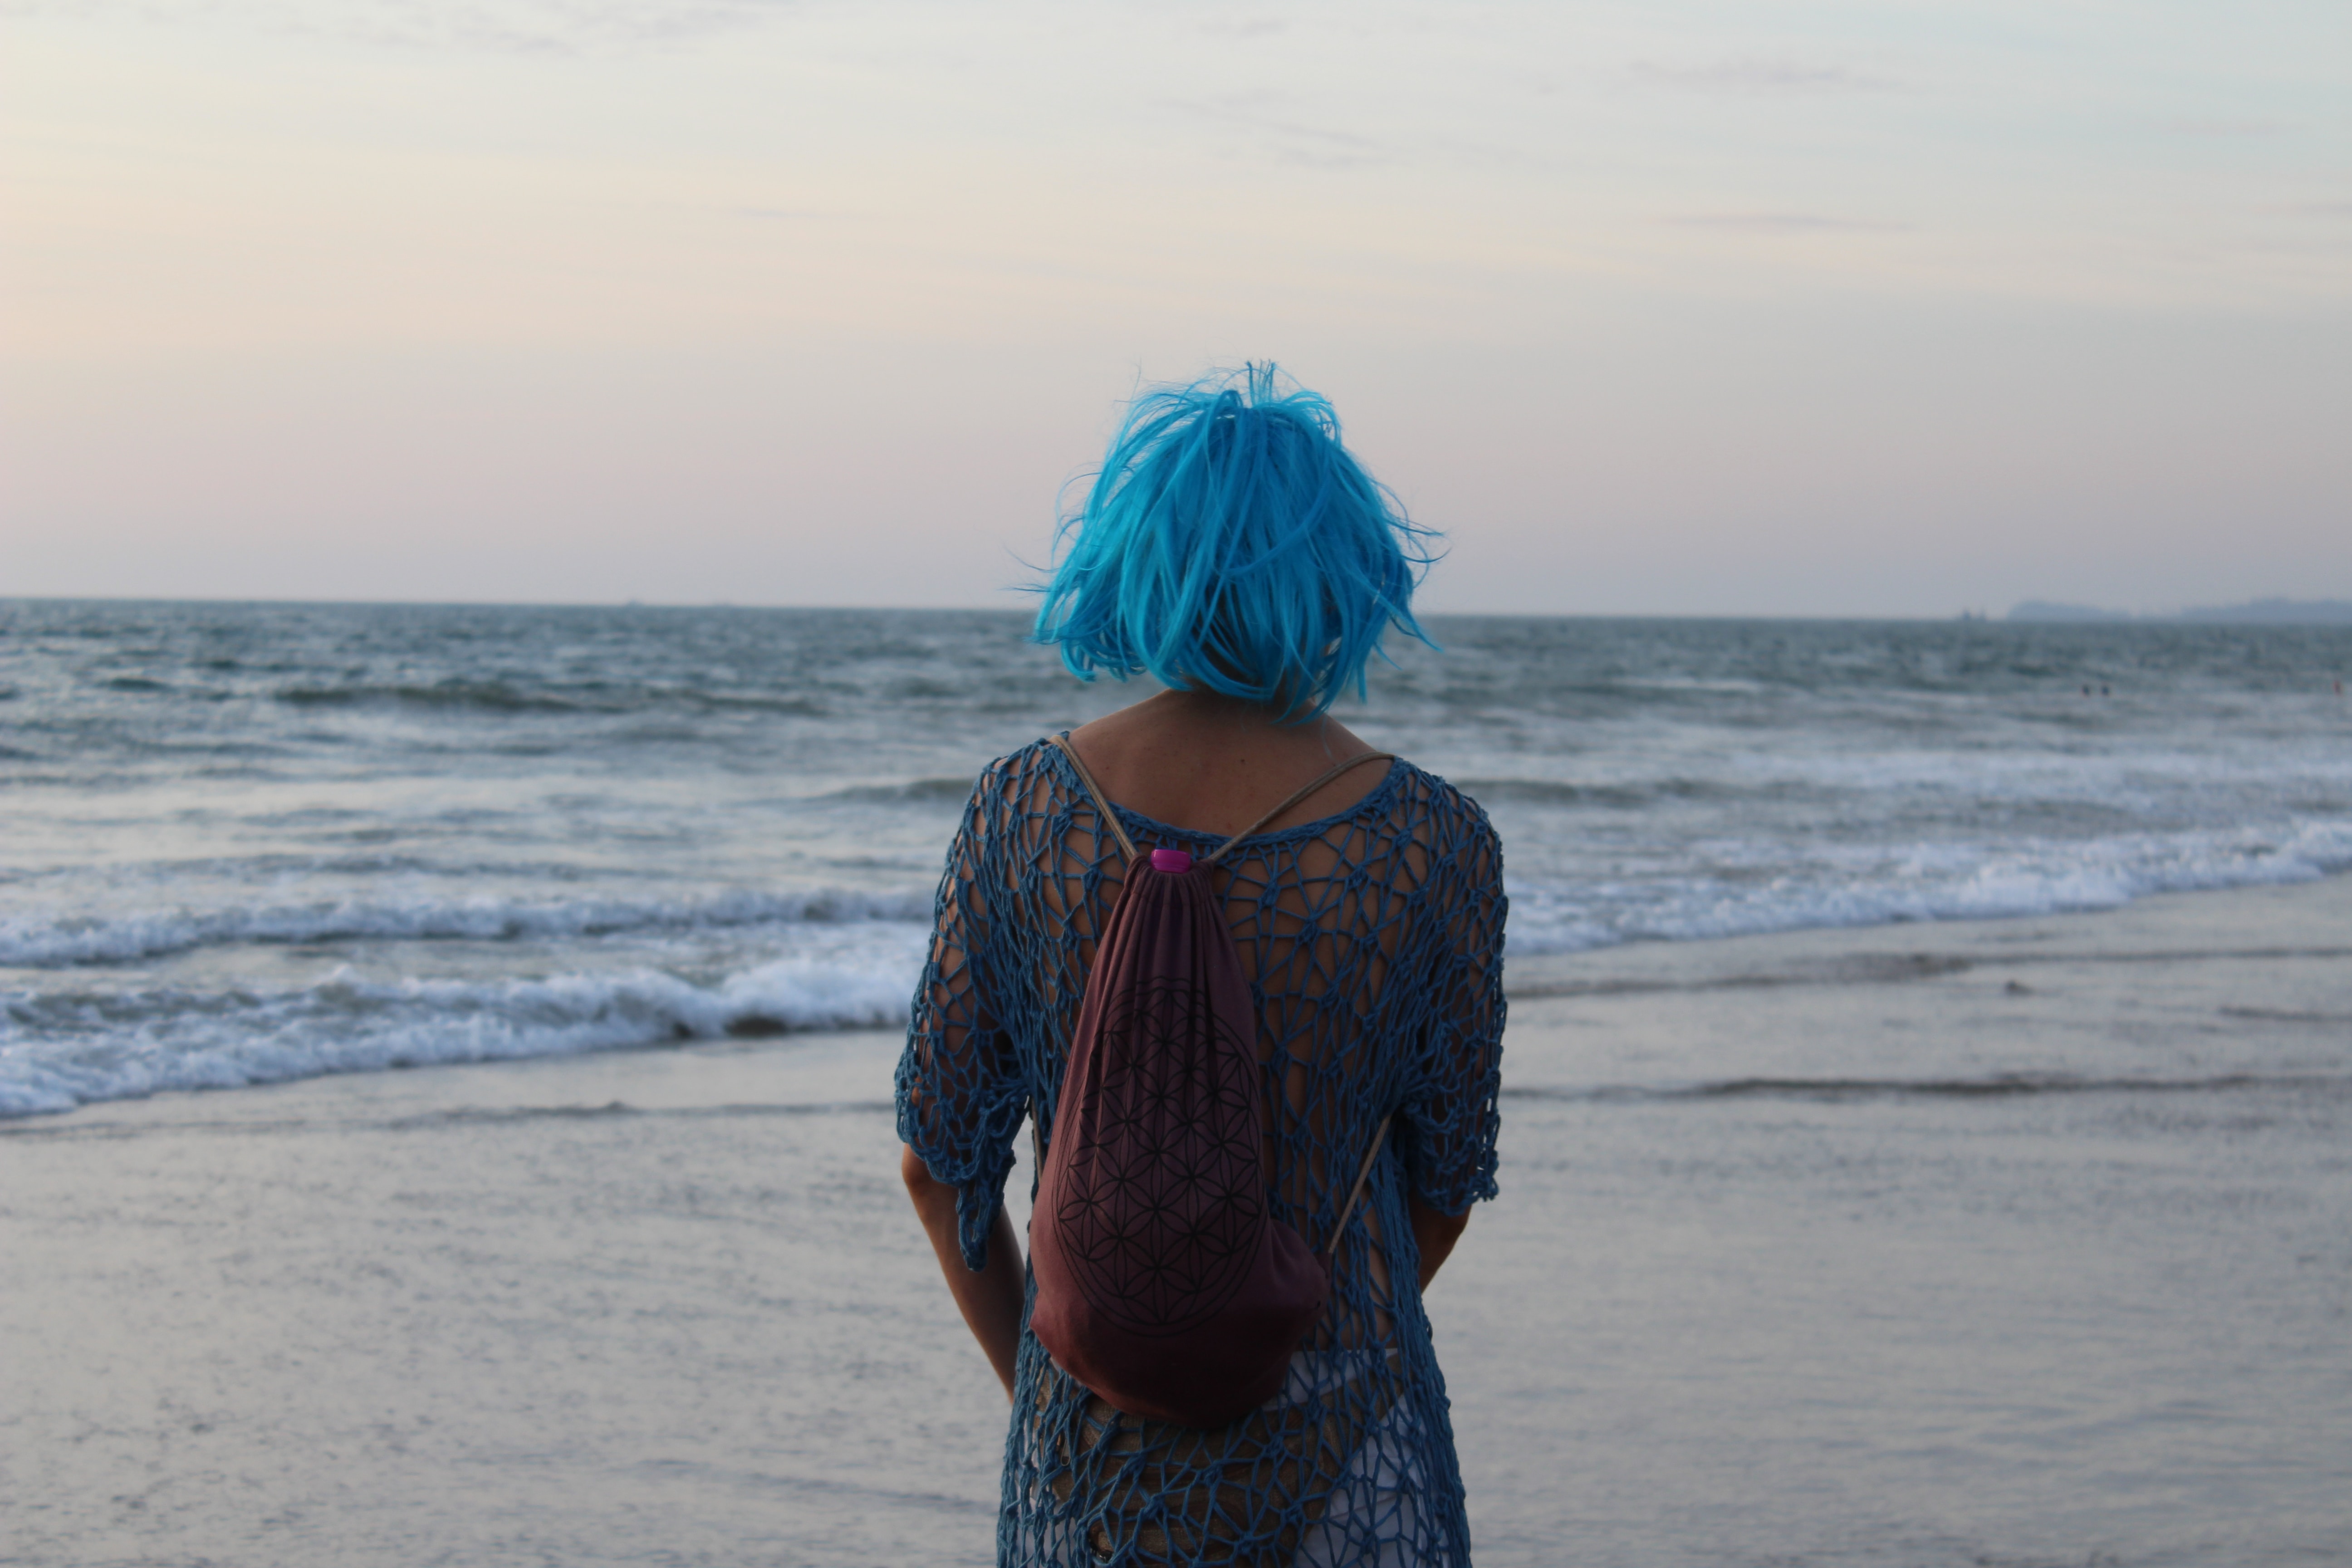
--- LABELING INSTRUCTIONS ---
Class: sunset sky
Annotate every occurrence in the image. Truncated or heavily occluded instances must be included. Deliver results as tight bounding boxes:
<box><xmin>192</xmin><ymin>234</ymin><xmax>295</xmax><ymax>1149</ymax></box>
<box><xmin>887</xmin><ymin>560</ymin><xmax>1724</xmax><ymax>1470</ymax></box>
<box><xmin>5</xmin><ymin>0</ymin><xmax>2347</xmax><ymax>615</ymax></box>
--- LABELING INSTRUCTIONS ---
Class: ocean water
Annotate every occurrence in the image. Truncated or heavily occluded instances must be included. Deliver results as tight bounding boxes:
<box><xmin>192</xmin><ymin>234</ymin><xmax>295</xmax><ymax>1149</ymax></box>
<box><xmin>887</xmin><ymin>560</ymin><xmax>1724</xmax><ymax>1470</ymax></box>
<box><xmin>3</xmin><ymin>598</ymin><xmax>2349</xmax><ymax>1118</ymax></box>
<box><xmin>7</xmin><ymin>599</ymin><xmax>2352</xmax><ymax>1567</ymax></box>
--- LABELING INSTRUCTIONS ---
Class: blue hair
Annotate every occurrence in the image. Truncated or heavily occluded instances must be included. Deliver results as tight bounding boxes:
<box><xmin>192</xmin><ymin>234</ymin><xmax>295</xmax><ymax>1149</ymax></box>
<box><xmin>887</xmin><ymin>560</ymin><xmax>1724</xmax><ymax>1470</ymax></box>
<box><xmin>1031</xmin><ymin>364</ymin><xmax>1439</xmax><ymax>721</ymax></box>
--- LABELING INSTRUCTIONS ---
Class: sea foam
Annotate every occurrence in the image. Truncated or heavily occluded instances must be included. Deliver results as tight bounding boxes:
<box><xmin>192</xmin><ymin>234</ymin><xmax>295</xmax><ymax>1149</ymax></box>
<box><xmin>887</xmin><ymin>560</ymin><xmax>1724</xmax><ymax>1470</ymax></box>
<box><xmin>0</xmin><ymin>887</ymin><xmax>936</xmax><ymax>968</ymax></box>
<box><xmin>1499</xmin><ymin>817</ymin><xmax>2352</xmax><ymax>956</ymax></box>
<box><xmin>0</xmin><ymin>935</ymin><xmax>930</xmax><ymax>1118</ymax></box>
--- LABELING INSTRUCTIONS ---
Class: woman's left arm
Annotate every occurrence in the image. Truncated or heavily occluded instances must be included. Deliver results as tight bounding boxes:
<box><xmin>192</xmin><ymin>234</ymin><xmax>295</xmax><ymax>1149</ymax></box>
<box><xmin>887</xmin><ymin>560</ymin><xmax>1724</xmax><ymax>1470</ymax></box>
<box><xmin>895</xmin><ymin>762</ymin><xmax>1029</xmax><ymax>1399</ymax></box>
<box><xmin>903</xmin><ymin>1145</ymin><xmax>1027</xmax><ymax>1400</ymax></box>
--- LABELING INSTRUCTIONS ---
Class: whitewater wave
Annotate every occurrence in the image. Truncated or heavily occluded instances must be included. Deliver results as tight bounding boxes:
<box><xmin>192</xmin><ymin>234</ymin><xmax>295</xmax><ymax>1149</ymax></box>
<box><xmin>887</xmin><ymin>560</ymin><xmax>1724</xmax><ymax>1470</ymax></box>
<box><xmin>0</xmin><ymin>886</ymin><xmax>936</xmax><ymax>968</ymax></box>
<box><xmin>1501</xmin><ymin>818</ymin><xmax>2352</xmax><ymax>956</ymax></box>
<box><xmin>12</xmin><ymin>822</ymin><xmax>2351</xmax><ymax>976</ymax></box>
<box><xmin>0</xmin><ymin>941</ymin><xmax>928</xmax><ymax>1118</ymax></box>
<box><xmin>7</xmin><ymin>833</ymin><xmax>2350</xmax><ymax>1119</ymax></box>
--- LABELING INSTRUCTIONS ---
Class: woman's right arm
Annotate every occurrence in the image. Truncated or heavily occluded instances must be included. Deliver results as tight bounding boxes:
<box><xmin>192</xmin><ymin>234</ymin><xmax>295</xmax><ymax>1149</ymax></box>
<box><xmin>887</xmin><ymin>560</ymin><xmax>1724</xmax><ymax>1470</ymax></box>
<box><xmin>903</xmin><ymin>1147</ymin><xmax>1026</xmax><ymax>1400</ymax></box>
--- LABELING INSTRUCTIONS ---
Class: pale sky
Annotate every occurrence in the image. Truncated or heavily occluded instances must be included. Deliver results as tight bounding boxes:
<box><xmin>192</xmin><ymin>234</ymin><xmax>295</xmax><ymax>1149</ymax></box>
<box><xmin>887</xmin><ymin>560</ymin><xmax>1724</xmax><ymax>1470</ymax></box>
<box><xmin>5</xmin><ymin>0</ymin><xmax>2347</xmax><ymax>616</ymax></box>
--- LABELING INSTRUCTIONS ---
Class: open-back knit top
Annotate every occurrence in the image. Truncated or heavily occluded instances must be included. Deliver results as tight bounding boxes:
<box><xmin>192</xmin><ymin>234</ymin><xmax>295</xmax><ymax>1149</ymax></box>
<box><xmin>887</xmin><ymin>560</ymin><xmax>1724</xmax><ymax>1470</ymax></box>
<box><xmin>896</xmin><ymin>737</ymin><xmax>1507</xmax><ymax>1567</ymax></box>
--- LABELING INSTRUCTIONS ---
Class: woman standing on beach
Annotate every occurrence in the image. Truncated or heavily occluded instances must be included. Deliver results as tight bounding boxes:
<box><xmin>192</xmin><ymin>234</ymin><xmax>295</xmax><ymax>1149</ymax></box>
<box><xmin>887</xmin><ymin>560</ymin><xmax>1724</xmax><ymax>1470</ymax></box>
<box><xmin>896</xmin><ymin>367</ymin><xmax>1507</xmax><ymax>1566</ymax></box>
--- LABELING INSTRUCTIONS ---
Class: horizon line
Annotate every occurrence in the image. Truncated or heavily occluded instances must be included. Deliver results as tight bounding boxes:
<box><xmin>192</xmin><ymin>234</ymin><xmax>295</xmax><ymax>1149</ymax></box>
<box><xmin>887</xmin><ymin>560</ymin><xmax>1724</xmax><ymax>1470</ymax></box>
<box><xmin>7</xmin><ymin>593</ymin><xmax>2349</xmax><ymax>626</ymax></box>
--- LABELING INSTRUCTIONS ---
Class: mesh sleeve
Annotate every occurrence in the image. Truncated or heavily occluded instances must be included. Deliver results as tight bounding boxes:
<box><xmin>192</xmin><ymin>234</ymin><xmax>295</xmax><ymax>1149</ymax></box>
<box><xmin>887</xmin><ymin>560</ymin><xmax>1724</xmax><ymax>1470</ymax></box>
<box><xmin>893</xmin><ymin>770</ymin><xmax>1027</xmax><ymax>1271</ymax></box>
<box><xmin>1398</xmin><ymin>811</ymin><xmax>1507</xmax><ymax>1215</ymax></box>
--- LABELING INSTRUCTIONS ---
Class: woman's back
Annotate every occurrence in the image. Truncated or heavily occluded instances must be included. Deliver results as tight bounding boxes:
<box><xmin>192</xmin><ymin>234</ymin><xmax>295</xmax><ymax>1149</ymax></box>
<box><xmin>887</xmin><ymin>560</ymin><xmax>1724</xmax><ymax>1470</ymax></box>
<box><xmin>898</xmin><ymin>711</ymin><xmax>1504</xmax><ymax>1565</ymax></box>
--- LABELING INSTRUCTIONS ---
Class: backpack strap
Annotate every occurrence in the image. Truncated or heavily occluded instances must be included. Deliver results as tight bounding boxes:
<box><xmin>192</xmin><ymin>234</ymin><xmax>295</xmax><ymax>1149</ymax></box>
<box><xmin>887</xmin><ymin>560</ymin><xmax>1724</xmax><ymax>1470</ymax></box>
<box><xmin>1325</xmin><ymin>1113</ymin><xmax>1394</xmax><ymax>1257</ymax></box>
<box><xmin>1204</xmin><ymin>751</ymin><xmax>1396</xmax><ymax>866</ymax></box>
<box><xmin>1048</xmin><ymin>734</ymin><xmax>1137</xmax><ymax>862</ymax></box>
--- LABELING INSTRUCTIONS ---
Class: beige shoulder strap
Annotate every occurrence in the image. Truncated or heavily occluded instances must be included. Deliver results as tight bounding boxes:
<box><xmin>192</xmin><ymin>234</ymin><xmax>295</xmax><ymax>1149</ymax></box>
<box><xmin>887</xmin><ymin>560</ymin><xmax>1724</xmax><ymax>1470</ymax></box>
<box><xmin>1047</xmin><ymin>733</ymin><xmax>1137</xmax><ymax>862</ymax></box>
<box><xmin>1205</xmin><ymin>751</ymin><xmax>1395</xmax><ymax>866</ymax></box>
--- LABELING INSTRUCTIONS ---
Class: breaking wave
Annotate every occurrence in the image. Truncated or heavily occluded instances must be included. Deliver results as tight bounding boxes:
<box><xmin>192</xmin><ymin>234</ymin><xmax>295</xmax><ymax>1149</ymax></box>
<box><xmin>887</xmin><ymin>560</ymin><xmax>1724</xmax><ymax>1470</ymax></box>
<box><xmin>0</xmin><ymin>887</ymin><xmax>935</xmax><ymax>968</ymax></box>
<box><xmin>0</xmin><ymin>941</ymin><xmax>927</xmax><ymax>1119</ymax></box>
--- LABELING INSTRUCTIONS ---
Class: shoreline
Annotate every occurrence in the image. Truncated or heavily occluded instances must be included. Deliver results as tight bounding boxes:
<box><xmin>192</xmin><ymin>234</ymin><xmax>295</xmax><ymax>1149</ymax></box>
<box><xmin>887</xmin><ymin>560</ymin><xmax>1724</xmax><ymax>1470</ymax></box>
<box><xmin>9</xmin><ymin>869</ymin><xmax>2351</xmax><ymax>1132</ymax></box>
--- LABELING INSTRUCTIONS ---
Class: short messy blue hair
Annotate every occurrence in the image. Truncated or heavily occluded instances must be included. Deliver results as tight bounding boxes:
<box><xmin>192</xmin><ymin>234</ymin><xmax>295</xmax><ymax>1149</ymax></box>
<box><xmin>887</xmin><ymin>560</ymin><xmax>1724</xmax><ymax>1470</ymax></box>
<box><xmin>1031</xmin><ymin>364</ymin><xmax>1438</xmax><ymax>720</ymax></box>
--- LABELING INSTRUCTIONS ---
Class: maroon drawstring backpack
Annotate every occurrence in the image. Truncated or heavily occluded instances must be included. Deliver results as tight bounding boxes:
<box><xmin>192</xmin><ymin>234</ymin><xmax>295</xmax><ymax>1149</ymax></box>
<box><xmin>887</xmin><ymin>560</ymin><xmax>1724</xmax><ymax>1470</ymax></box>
<box><xmin>1029</xmin><ymin>735</ymin><xmax>1396</xmax><ymax>1429</ymax></box>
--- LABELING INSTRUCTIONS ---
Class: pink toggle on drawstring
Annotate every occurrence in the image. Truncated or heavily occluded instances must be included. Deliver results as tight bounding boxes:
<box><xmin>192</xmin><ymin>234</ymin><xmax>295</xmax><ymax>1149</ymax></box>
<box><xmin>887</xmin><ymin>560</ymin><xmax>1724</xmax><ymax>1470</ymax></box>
<box><xmin>1150</xmin><ymin>848</ymin><xmax>1193</xmax><ymax>875</ymax></box>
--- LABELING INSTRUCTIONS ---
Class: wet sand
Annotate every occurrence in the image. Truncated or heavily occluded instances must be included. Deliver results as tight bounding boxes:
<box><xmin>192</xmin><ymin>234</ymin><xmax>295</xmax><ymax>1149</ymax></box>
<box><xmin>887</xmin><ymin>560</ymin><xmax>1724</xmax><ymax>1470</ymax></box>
<box><xmin>5</xmin><ymin>878</ymin><xmax>2349</xmax><ymax>1566</ymax></box>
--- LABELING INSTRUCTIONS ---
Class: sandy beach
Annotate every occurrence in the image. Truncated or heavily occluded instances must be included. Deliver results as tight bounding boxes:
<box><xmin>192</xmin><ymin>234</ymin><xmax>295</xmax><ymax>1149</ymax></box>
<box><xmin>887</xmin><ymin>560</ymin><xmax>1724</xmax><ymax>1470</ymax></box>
<box><xmin>7</xmin><ymin>875</ymin><xmax>2349</xmax><ymax>1567</ymax></box>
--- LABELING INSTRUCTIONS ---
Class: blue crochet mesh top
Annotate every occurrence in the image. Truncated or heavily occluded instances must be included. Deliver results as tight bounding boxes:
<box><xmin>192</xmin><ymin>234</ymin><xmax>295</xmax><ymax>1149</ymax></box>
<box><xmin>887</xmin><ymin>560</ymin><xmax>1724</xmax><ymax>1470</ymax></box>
<box><xmin>896</xmin><ymin>738</ymin><xmax>1507</xmax><ymax>1567</ymax></box>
